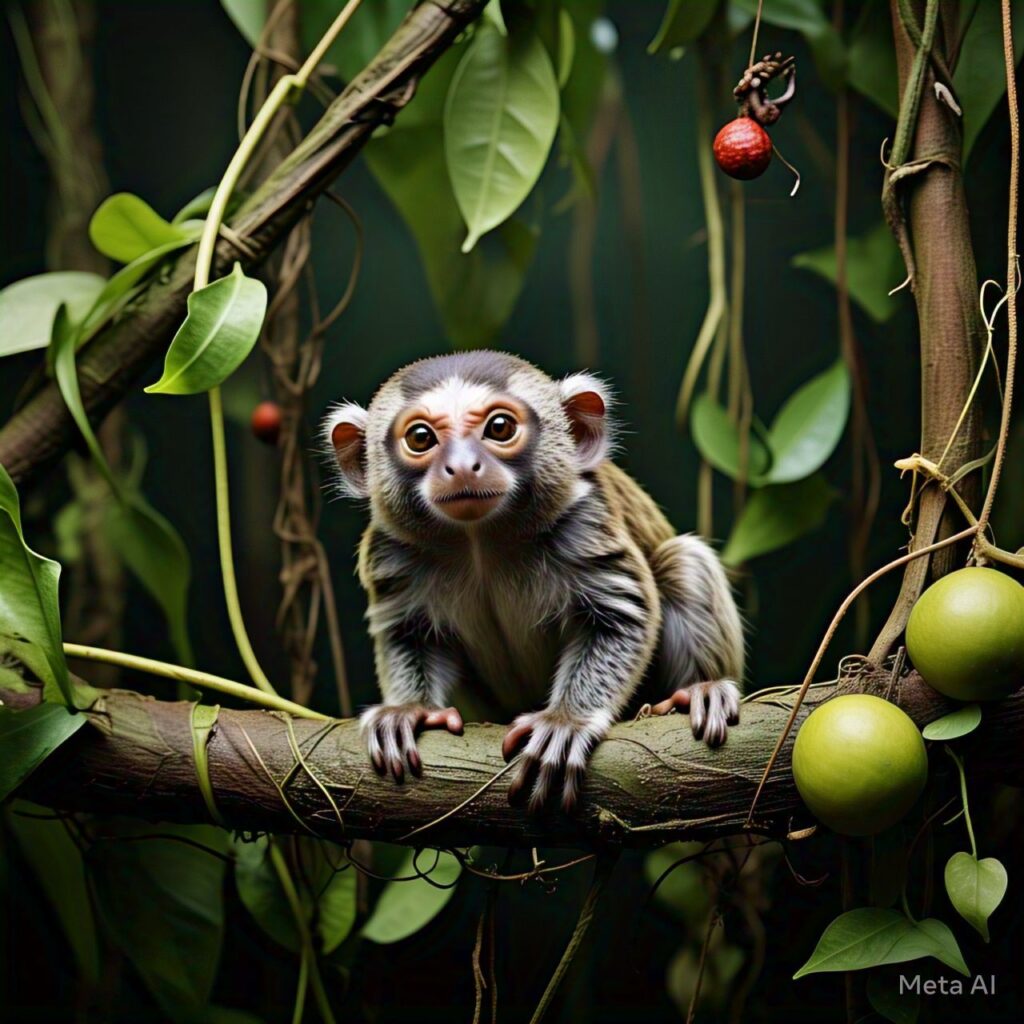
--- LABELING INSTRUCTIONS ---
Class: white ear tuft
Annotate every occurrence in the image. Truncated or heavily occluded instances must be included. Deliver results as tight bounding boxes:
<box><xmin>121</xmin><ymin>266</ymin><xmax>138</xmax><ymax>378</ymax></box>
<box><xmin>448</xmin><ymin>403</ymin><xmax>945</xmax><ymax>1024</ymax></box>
<box><xmin>559</xmin><ymin>372</ymin><xmax>613</xmax><ymax>470</ymax></box>
<box><xmin>322</xmin><ymin>402</ymin><xmax>370</xmax><ymax>498</ymax></box>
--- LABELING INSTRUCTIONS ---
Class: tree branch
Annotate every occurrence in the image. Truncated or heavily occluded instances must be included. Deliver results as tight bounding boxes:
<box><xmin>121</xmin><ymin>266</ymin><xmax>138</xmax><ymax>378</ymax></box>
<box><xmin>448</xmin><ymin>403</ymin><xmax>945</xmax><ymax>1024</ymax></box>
<box><xmin>13</xmin><ymin>673</ymin><xmax>1023</xmax><ymax>851</ymax></box>
<box><xmin>0</xmin><ymin>0</ymin><xmax>487</xmax><ymax>487</ymax></box>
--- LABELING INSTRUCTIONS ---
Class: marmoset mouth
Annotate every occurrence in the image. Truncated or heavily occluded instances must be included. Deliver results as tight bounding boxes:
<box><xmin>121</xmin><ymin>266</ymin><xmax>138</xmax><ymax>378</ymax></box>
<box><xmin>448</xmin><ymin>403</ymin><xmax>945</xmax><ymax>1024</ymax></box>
<box><xmin>434</xmin><ymin>488</ymin><xmax>506</xmax><ymax>504</ymax></box>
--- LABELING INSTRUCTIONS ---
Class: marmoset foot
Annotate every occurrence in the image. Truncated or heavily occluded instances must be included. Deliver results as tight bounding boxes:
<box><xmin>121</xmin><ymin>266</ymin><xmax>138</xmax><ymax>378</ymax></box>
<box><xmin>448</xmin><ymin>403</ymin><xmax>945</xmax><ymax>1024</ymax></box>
<box><xmin>361</xmin><ymin>703</ymin><xmax>464</xmax><ymax>781</ymax></box>
<box><xmin>651</xmin><ymin>680</ymin><xmax>741</xmax><ymax>747</ymax></box>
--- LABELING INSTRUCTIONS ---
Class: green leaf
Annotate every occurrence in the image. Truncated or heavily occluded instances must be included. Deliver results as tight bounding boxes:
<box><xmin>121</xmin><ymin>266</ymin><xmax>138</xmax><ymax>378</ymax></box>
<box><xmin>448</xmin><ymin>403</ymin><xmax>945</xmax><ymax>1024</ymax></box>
<box><xmin>793</xmin><ymin>908</ymin><xmax>969</xmax><ymax>979</ymax></box>
<box><xmin>89</xmin><ymin>822</ymin><xmax>227</xmax><ymax>1017</ymax></box>
<box><xmin>0</xmin><ymin>463</ymin><xmax>72</xmax><ymax>704</ymax></box>
<box><xmin>234</xmin><ymin>836</ymin><xmax>357</xmax><ymax>954</ymax></box>
<box><xmin>362</xmin><ymin>849</ymin><xmax>461</xmax><ymax>944</ymax></box>
<box><xmin>0</xmin><ymin>704</ymin><xmax>85</xmax><ymax>801</ymax></box>
<box><xmin>6</xmin><ymin>800</ymin><xmax>100</xmax><ymax>983</ymax></box>
<box><xmin>365</xmin><ymin>48</ymin><xmax>538</xmax><ymax>346</ymax></box>
<box><xmin>173</xmin><ymin>187</ymin><xmax>219</xmax><ymax>224</ymax></box>
<box><xmin>792</xmin><ymin>221</ymin><xmax>905</xmax><ymax>324</ymax></box>
<box><xmin>690</xmin><ymin>393</ymin><xmax>771</xmax><ymax>481</ymax></box>
<box><xmin>89</xmin><ymin>193</ymin><xmax>193</xmax><ymax>265</ymax></box>
<box><xmin>867</xmin><ymin>971</ymin><xmax>920</xmax><ymax>1024</ymax></box>
<box><xmin>146</xmin><ymin>263</ymin><xmax>267</xmax><ymax>395</ymax></box>
<box><xmin>722</xmin><ymin>474</ymin><xmax>835</xmax><ymax>566</ymax></box>
<box><xmin>954</xmin><ymin>0</ymin><xmax>1024</xmax><ymax>159</ymax></box>
<box><xmin>922</xmin><ymin>705</ymin><xmax>982</xmax><ymax>741</ymax></box>
<box><xmin>445</xmin><ymin>23</ymin><xmax>559</xmax><ymax>252</ymax></box>
<box><xmin>104</xmin><ymin>494</ymin><xmax>193</xmax><ymax>665</ymax></box>
<box><xmin>733</xmin><ymin>0</ymin><xmax>846</xmax><ymax>90</ymax></box>
<box><xmin>764</xmin><ymin>360</ymin><xmax>850</xmax><ymax>484</ymax></box>
<box><xmin>556</xmin><ymin>8</ymin><xmax>575</xmax><ymax>88</ymax></box>
<box><xmin>847</xmin><ymin>0</ymin><xmax>899</xmax><ymax>117</ymax></box>
<box><xmin>0</xmin><ymin>272</ymin><xmax>106</xmax><ymax>358</ymax></box>
<box><xmin>643</xmin><ymin>843</ymin><xmax>710</xmax><ymax>925</ymax></box>
<box><xmin>648</xmin><ymin>0</ymin><xmax>719</xmax><ymax>54</ymax></box>
<box><xmin>220</xmin><ymin>0</ymin><xmax>266</xmax><ymax>47</ymax></box>
<box><xmin>944</xmin><ymin>852</ymin><xmax>1007</xmax><ymax>942</ymax></box>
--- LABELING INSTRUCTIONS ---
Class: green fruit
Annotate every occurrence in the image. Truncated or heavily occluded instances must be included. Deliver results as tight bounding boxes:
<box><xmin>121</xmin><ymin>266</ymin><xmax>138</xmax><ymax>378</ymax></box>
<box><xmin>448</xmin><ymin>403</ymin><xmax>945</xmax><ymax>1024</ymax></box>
<box><xmin>792</xmin><ymin>694</ymin><xmax>928</xmax><ymax>837</ymax></box>
<box><xmin>906</xmin><ymin>567</ymin><xmax>1024</xmax><ymax>702</ymax></box>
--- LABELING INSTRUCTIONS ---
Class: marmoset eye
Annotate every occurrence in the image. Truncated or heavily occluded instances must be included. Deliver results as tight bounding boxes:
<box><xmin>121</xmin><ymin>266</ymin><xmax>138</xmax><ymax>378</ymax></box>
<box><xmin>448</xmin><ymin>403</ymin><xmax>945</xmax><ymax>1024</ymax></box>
<box><xmin>404</xmin><ymin>423</ymin><xmax>438</xmax><ymax>454</ymax></box>
<box><xmin>483</xmin><ymin>413</ymin><xmax>518</xmax><ymax>443</ymax></box>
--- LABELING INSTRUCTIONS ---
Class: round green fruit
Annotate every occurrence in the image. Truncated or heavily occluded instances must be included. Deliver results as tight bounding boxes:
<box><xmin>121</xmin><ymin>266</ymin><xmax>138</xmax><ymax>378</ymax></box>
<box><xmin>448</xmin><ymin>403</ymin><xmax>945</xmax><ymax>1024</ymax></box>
<box><xmin>792</xmin><ymin>694</ymin><xmax>927</xmax><ymax>837</ymax></box>
<box><xmin>906</xmin><ymin>567</ymin><xmax>1024</xmax><ymax>702</ymax></box>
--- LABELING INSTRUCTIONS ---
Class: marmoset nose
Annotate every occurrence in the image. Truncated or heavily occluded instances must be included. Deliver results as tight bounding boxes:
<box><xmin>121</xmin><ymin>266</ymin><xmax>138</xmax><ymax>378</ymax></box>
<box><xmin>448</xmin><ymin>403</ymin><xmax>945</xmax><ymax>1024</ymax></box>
<box><xmin>444</xmin><ymin>460</ymin><xmax>482</xmax><ymax>476</ymax></box>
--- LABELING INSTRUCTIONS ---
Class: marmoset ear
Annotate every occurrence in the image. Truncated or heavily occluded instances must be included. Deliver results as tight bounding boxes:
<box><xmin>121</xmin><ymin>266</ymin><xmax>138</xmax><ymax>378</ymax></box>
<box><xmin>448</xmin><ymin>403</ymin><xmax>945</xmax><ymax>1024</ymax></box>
<box><xmin>324</xmin><ymin>402</ymin><xmax>369</xmax><ymax>498</ymax></box>
<box><xmin>559</xmin><ymin>372</ymin><xmax>613</xmax><ymax>470</ymax></box>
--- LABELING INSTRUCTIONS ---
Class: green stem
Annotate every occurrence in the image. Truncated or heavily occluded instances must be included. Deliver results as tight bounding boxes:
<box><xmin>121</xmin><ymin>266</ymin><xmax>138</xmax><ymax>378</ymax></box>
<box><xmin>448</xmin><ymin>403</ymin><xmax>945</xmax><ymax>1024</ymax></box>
<box><xmin>269</xmin><ymin>840</ymin><xmax>338</xmax><ymax>1024</ymax></box>
<box><xmin>945</xmin><ymin>747</ymin><xmax>978</xmax><ymax>857</ymax></box>
<box><xmin>63</xmin><ymin>642</ymin><xmax>327</xmax><ymax>720</ymax></box>
<box><xmin>190</xmin><ymin>0</ymin><xmax>362</xmax><ymax>696</ymax></box>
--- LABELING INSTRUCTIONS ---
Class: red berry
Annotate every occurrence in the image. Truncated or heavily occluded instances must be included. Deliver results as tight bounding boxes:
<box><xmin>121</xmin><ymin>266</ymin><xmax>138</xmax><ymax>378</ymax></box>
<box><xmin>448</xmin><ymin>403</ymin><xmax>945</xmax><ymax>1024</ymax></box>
<box><xmin>251</xmin><ymin>401</ymin><xmax>283</xmax><ymax>445</ymax></box>
<box><xmin>713</xmin><ymin>118</ymin><xmax>773</xmax><ymax>180</ymax></box>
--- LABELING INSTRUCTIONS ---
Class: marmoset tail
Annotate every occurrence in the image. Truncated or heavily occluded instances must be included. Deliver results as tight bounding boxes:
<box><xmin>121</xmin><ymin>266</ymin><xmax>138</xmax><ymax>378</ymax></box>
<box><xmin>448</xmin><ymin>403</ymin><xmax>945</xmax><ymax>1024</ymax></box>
<box><xmin>324</xmin><ymin>351</ymin><xmax>744</xmax><ymax>811</ymax></box>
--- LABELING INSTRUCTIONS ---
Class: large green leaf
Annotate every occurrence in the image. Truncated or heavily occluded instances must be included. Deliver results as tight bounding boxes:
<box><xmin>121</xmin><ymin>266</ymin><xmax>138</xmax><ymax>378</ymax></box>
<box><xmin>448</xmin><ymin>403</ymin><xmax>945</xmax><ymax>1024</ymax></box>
<box><xmin>220</xmin><ymin>0</ymin><xmax>266</xmax><ymax>46</ymax></box>
<box><xmin>733</xmin><ymin>0</ymin><xmax>846</xmax><ymax>90</ymax></box>
<box><xmin>366</xmin><ymin>48</ymin><xmax>538</xmax><ymax>346</ymax></box>
<box><xmin>304</xmin><ymin>0</ymin><xmax>413</xmax><ymax>82</ymax></box>
<box><xmin>847</xmin><ymin>0</ymin><xmax>899</xmax><ymax>117</ymax></box>
<box><xmin>6</xmin><ymin>800</ymin><xmax>100</xmax><ymax>983</ymax></box>
<box><xmin>867</xmin><ymin>972</ymin><xmax>920</xmax><ymax>1024</ymax></box>
<box><xmin>793</xmin><ymin>908</ymin><xmax>969</xmax><ymax>979</ymax></box>
<box><xmin>362</xmin><ymin>849</ymin><xmax>461</xmax><ymax>944</ymax></box>
<box><xmin>444</xmin><ymin>22</ymin><xmax>559</xmax><ymax>252</ymax></box>
<box><xmin>648</xmin><ymin>0</ymin><xmax>719</xmax><ymax>54</ymax></box>
<box><xmin>0</xmin><ymin>704</ymin><xmax>85</xmax><ymax>801</ymax></box>
<box><xmin>234</xmin><ymin>836</ymin><xmax>357</xmax><ymax>954</ymax></box>
<box><xmin>722</xmin><ymin>474</ymin><xmax>835</xmax><ymax>565</ymax></box>
<box><xmin>146</xmin><ymin>263</ymin><xmax>267</xmax><ymax>395</ymax></box>
<box><xmin>0</xmin><ymin>272</ymin><xmax>105</xmax><ymax>359</ymax></box>
<box><xmin>88</xmin><ymin>193</ymin><xmax>193</xmax><ymax>265</ymax></box>
<box><xmin>89</xmin><ymin>822</ymin><xmax>227</xmax><ymax>1016</ymax></box>
<box><xmin>922</xmin><ymin>705</ymin><xmax>982</xmax><ymax>741</ymax></box>
<box><xmin>764</xmin><ymin>360</ymin><xmax>850</xmax><ymax>484</ymax></box>
<box><xmin>0</xmin><ymin>463</ymin><xmax>71</xmax><ymax>704</ymax></box>
<box><xmin>944</xmin><ymin>852</ymin><xmax>1007</xmax><ymax>942</ymax></box>
<box><xmin>690</xmin><ymin>393</ymin><xmax>771</xmax><ymax>481</ymax></box>
<box><xmin>792</xmin><ymin>221</ymin><xmax>905</xmax><ymax>324</ymax></box>
<box><xmin>954</xmin><ymin>0</ymin><xmax>1024</xmax><ymax>159</ymax></box>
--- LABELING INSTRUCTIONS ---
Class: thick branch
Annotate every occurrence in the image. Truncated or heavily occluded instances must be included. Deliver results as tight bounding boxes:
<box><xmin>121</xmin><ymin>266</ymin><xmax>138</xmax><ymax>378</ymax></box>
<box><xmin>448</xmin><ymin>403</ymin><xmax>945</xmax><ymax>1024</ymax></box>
<box><xmin>15</xmin><ymin>673</ymin><xmax>1024</xmax><ymax>850</ymax></box>
<box><xmin>0</xmin><ymin>0</ymin><xmax>486</xmax><ymax>487</ymax></box>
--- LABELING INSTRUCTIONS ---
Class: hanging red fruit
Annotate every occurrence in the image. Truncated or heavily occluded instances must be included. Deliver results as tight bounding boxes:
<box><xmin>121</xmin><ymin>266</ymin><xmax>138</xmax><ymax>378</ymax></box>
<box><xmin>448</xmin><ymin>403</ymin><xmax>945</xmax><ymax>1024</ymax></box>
<box><xmin>251</xmin><ymin>401</ymin><xmax>283</xmax><ymax>445</ymax></box>
<box><xmin>713</xmin><ymin>118</ymin><xmax>773</xmax><ymax>180</ymax></box>
<box><xmin>713</xmin><ymin>52</ymin><xmax>799</xmax><ymax>193</ymax></box>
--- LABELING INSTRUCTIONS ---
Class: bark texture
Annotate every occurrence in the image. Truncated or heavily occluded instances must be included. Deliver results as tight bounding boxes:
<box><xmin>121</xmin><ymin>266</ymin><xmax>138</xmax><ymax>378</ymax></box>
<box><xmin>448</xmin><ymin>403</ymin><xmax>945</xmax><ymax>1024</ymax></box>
<box><xmin>14</xmin><ymin>673</ymin><xmax>1023</xmax><ymax>851</ymax></box>
<box><xmin>0</xmin><ymin>0</ymin><xmax>487</xmax><ymax>487</ymax></box>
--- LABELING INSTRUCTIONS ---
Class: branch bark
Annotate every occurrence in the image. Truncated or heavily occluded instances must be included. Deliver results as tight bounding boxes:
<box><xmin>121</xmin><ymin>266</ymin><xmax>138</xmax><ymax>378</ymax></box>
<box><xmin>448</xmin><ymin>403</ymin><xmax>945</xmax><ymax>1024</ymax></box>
<box><xmin>0</xmin><ymin>0</ymin><xmax>487</xmax><ymax>487</ymax></box>
<box><xmin>870</xmin><ymin>0</ymin><xmax>985</xmax><ymax>661</ymax></box>
<box><xmin>14</xmin><ymin>673</ymin><xmax>1023</xmax><ymax>851</ymax></box>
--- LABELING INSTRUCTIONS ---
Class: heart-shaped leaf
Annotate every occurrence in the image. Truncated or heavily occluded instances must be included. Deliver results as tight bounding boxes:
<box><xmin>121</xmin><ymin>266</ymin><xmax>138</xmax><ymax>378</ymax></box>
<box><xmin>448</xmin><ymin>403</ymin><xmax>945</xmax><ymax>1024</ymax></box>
<box><xmin>0</xmin><ymin>272</ymin><xmax>106</xmax><ymax>358</ymax></box>
<box><xmin>0</xmin><ymin>463</ymin><xmax>72</xmax><ymax>705</ymax></box>
<box><xmin>219</xmin><ymin>0</ymin><xmax>266</xmax><ymax>47</ymax></box>
<box><xmin>691</xmin><ymin>393</ymin><xmax>771</xmax><ymax>481</ymax></box>
<box><xmin>89</xmin><ymin>193</ymin><xmax>193</xmax><ymax>265</ymax></box>
<box><xmin>0</xmin><ymin>704</ymin><xmax>85</xmax><ymax>800</ymax></box>
<box><xmin>722</xmin><ymin>474</ymin><xmax>835</xmax><ymax>566</ymax></box>
<box><xmin>847</xmin><ymin>0</ymin><xmax>899</xmax><ymax>117</ymax></box>
<box><xmin>146</xmin><ymin>263</ymin><xmax>267</xmax><ymax>395</ymax></box>
<box><xmin>794</xmin><ymin>908</ymin><xmax>969</xmax><ymax>979</ymax></box>
<box><xmin>445</xmin><ymin>22</ymin><xmax>559</xmax><ymax>252</ymax></box>
<box><xmin>792</xmin><ymin>221</ymin><xmax>905</xmax><ymax>324</ymax></box>
<box><xmin>922</xmin><ymin>705</ymin><xmax>982</xmax><ymax>741</ymax></box>
<box><xmin>867</xmin><ymin>970</ymin><xmax>921</xmax><ymax>1024</ymax></box>
<box><xmin>764</xmin><ymin>360</ymin><xmax>850</xmax><ymax>483</ymax></box>
<box><xmin>944</xmin><ymin>852</ymin><xmax>1007</xmax><ymax>942</ymax></box>
<box><xmin>362</xmin><ymin>849</ymin><xmax>461</xmax><ymax>944</ymax></box>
